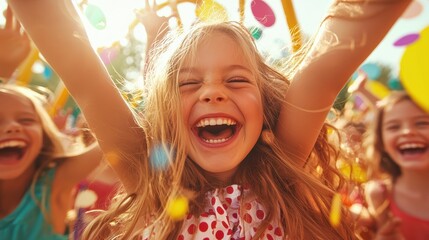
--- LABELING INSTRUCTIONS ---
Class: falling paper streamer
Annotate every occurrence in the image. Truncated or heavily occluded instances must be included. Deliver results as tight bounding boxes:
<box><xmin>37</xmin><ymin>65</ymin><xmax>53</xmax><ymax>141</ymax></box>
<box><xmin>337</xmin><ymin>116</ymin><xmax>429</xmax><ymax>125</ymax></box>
<box><xmin>330</xmin><ymin>193</ymin><xmax>342</xmax><ymax>227</ymax></box>
<box><xmin>195</xmin><ymin>0</ymin><xmax>228</xmax><ymax>23</ymax></box>
<box><xmin>249</xmin><ymin>26</ymin><xmax>263</xmax><ymax>40</ymax></box>
<box><xmin>85</xmin><ymin>4</ymin><xmax>107</xmax><ymax>30</ymax></box>
<box><xmin>251</xmin><ymin>0</ymin><xmax>276</xmax><ymax>27</ymax></box>
<box><xmin>150</xmin><ymin>144</ymin><xmax>170</xmax><ymax>170</ymax></box>
<box><xmin>166</xmin><ymin>196</ymin><xmax>189</xmax><ymax>221</ymax></box>
<box><xmin>393</xmin><ymin>33</ymin><xmax>420</xmax><ymax>47</ymax></box>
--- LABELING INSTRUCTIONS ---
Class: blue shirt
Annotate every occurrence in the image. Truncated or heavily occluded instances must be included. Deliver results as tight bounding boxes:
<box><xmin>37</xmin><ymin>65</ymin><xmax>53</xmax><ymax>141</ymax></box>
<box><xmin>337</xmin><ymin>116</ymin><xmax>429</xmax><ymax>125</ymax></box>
<box><xmin>0</xmin><ymin>168</ymin><xmax>68</xmax><ymax>240</ymax></box>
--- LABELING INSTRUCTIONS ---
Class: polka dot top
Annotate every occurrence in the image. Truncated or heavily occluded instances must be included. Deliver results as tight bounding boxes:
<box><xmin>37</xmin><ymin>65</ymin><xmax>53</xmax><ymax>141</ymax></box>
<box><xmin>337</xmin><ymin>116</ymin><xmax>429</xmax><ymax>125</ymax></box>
<box><xmin>142</xmin><ymin>184</ymin><xmax>285</xmax><ymax>239</ymax></box>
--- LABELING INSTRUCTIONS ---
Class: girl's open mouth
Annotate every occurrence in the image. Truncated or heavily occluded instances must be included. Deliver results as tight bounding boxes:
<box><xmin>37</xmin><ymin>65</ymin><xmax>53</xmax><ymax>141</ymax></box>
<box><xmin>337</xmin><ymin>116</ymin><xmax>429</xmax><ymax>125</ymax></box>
<box><xmin>193</xmin><ymin>117</ymin><xmax>241</xmax><ymax>144</ymax></box>
<box><xmin>0</xmin><ymin>140</ymin><xmax>27</xmax><ymax>164</ymax></box>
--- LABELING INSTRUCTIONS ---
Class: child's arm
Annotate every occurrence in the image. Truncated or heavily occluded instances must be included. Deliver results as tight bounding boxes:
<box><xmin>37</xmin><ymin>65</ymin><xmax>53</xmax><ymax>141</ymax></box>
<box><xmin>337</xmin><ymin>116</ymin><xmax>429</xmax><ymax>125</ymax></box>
<box><xmin>7</xmin><ymin>0</ymin><xmax>144</xmax><ymax>192</ymax></box>
<box><xmin>0</xmin><ymin>6</ymin><xmax>30</xmax><ymax>80</ymax></box>
<box><xmin>276</xmin><ymin>0</ymin><xmax>411</xmax><ymax>162</ymax></box>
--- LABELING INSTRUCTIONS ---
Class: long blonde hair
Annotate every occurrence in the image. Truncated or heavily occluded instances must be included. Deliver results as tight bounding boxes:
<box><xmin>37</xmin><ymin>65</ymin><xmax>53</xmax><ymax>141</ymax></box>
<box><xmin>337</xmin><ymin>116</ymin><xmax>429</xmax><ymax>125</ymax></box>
<box><xmin>0</xmin><ymin>84</ymin><xmax>88</xmax><ymax>219</ymax></box>
<box><xmin>83</xmin><ymin>21</ymin><xmax>355</xmax><ymax>240</ymax></box>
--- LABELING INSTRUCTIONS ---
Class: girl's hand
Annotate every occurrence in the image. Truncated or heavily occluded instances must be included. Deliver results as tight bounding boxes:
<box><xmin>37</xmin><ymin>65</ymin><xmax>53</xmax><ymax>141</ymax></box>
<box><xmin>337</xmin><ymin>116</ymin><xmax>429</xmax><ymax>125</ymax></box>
<box><xmin>136</xmin><ymin>0</ymin><xmax>171</xmax><ymax>42</ymax></box>
<box><xmin>0</xmin><ymin>6</ymin><xmax>31</xmax><ymax>80</ymax></box>
<box><xmin>348</xmin><ymin>70</ymin><xmax>368</xmax><ymax>94</ymax></box>
<box><xmin>374</xmin><ymin>217</ymin><xmax>404</xmax><ymax>240</ymax></box>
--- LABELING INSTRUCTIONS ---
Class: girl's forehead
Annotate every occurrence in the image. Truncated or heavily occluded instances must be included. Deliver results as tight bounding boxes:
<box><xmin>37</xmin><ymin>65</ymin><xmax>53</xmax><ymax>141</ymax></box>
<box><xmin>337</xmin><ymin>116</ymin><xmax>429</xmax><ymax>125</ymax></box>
<box><xmin>0</xmin><ymin>91</ymin><xmax>35</xmax><ymax>111</ymax></box>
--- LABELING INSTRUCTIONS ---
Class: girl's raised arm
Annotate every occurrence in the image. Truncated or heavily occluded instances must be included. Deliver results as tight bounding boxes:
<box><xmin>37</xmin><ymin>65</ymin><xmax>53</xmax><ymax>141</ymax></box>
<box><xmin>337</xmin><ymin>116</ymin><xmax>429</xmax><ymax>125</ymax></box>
<box><xmin>7</xmin><ymin>0</ymin><xmax>145</xmax><ymax>191</ymax></box>
<box><xmin>276</xmin><ymin>0</ymin><xmax>411</xmax><ymax>162</ymax></box>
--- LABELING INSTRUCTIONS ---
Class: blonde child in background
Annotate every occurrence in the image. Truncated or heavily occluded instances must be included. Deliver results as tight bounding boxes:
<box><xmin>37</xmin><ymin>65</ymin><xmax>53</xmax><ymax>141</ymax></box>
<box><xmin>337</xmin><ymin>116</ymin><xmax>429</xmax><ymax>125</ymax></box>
<box><xmin>8</xmin><ymin>0</ymin><xmax>412</xmax><ymax>239</ymax></box>
<box><xmin>0</xmin><ymin>84</ymin><xmax>103</xmax><ymax>240</ymax></box>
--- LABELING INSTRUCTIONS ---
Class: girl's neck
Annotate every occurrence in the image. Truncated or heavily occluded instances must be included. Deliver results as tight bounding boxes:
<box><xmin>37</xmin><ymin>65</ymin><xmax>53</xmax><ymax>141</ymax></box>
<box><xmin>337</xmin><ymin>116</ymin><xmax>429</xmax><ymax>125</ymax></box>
<box><xmin>0</xmin><ymin>166</ymin><xmax>36</xmax><ymax>218</ymax></box>
<box><xmin>394</xmin><ymin>171</ymin><xmax>429</xmax><ymax>199</ymax></box>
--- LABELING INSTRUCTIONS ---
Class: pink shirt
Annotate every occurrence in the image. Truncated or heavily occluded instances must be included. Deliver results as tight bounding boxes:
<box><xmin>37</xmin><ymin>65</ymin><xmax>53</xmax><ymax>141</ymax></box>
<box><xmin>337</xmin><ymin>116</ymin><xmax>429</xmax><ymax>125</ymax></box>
<box><xmin>390</xmin><ymin>199</ymin><xmax>429</xmax><ymax>240</ymax></box>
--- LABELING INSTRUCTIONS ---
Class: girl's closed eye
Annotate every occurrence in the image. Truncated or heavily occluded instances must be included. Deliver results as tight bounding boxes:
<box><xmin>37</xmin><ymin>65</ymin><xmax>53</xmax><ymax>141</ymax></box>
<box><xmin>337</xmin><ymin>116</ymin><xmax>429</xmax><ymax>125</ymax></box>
<box><xmin>416</xmin><ymin>120</ymin><xmax>429</xmax><ymax>127</ymax></box>
<box><xmin>19</xmin><ymin>117</ymin><xmax>38</xmax><ymax>125</ymax></box>
<box><xmin>226</xmin><ymin>77</ymin><xmax>253</xmax><ymax>88</ymax></box>
<box><xmin>384</xmin><ymin>123</ymin><xmax>400</xmax><ymax>131</ymax></box>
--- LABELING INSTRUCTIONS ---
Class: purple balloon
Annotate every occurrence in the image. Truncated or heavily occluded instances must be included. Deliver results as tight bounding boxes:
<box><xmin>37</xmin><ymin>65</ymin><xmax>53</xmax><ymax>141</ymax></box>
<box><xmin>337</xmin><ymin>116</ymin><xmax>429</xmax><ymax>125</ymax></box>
<box><xmin>251</xmin><ymin>0</ymin><xmax>276</xmax><ymax>27</ymax></box>
<box><xmin>393</xmin><ymin>33</ymin><xmax>420</xmax><ymax>47</ymax></box>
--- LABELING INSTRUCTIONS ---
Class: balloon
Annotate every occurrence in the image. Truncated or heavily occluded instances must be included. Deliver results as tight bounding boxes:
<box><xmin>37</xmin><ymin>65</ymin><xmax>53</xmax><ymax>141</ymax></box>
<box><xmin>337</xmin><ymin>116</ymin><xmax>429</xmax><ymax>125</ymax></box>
<box><xmin>84</xmin><ymin>4</ymin><xmax>107</xmax><ymax>30</ymax></box>
<box><xmin>195</xmin><ymin>0</ymin><xmax>228</xmax><ymax>23</ymax></box>
<box><xmin>387</xmin><ymin>78</ymin><xmax>403</xmax><ymax>90</ymax></box>
<box><xmin>360</xmin><ymin>63</ymin><xmax>381</xmax><ymax>80</ymax></box>
<box><xmin>249</xmin><ymin>26</ymin><xmax>263</xmax><ymax>40</ymax></box>
<box><xmin>251</xmin><ymin>0</ymin><xmax>276</xmax><ymax>27</ymax></box>
<box><xmin>400</xmin><ymin>26</ymin><xmax>429</xmax><ymax>113</ymax></box>
<box><xmin>393</xmin><ymin>33</ymin><xmax>420</xmax><ymax>47</ymax></box>
<box><xmin>401</xmin><ymin>1</ymin><xmax>423</xmax><ymax>19</ymax></box>
<box><xmin>367</xmin><ymin>81</ymin><xmax>390</xmax><ymax>100</ymax></box>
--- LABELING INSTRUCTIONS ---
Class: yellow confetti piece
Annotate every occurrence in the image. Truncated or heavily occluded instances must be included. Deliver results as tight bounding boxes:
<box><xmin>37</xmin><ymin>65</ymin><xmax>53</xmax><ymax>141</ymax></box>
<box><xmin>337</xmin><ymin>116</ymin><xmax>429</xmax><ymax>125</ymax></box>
<box><xmin>337</xmin><ymin>161</ymin><xmax>367</xmax><ymax>184</ymax></box>
<box><xmin>166</xmin><ymin>196</ymin><xmax>189</xmax><ymax>221</ymax></box>
<box><xmin>330</xmin><ymin>193</ymin><xmax>342</xmax><ymax>227</ymax></box>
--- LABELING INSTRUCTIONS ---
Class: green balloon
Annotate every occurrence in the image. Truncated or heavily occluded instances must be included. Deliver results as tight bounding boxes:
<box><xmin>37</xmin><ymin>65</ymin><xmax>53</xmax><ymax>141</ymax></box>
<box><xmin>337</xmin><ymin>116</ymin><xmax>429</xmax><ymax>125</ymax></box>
<box><xmin>249</xmin><ymin>26</ymin><xmax>263</xmax><ymax>40</ymax></box>
<box><xmin>85</xmin><ymin>4</ymin><xmax>106</xmax><ymax>30</ymax></box>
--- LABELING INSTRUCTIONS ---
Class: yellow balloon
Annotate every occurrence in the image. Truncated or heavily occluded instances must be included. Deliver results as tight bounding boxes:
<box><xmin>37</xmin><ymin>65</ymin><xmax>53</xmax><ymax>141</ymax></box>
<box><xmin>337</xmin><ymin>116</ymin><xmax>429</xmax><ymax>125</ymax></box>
<box><xmin>196</xmin><ymin>0</ymin><xmax>228</xmax><ymax>23</ymax></box>
<box><xmin>400</xmin><ymin>26</ymin><xmax>429</xmax><ymax>113</ymax></box>
<box><xmin>366</xmin><ymin>81</ymin><xmax>390</xmax><ymax>100</ymax></box>
<box><xmin>166</xmin><ymin>196</ymin><xmax>189</xmax><ymax>221</ymax></box>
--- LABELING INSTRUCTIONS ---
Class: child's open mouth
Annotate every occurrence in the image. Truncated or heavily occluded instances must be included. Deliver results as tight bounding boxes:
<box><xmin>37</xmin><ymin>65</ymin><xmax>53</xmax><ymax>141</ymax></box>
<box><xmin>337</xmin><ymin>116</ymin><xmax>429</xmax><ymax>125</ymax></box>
<box><xmin>397</xmin><ymin>142</ymin><xmax>428</xmax><ymax>158</ymax></box>
<box><xmin>0</xmin><ymin>140</ymin><xmax>27</xmax><ymax>164</ymax></box>
<box><xmin>193</xmin><ymin>117</ymin><xmax>240</xmax><ymax>144</ymax></box>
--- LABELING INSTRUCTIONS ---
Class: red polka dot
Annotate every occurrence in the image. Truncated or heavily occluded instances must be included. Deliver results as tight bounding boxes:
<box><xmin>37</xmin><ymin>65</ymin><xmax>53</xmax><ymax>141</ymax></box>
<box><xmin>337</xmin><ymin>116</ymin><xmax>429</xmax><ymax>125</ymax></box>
<box><xmin>243</xmin><ymin>213</ymin><xmax>253</xmax><ymax>223</ymax></box>
<box><xmin>274</xmin><ymin>227</ymin><xmax>283</xmax><ymax>236</ymax></box>
<box><xmin>203</xmin><ymin>238</ymin><xmax>209</xmax><ymax>240</ymax></box>
<box><xmin>226</xmin><ymin>186</ymin><xmax>234</xmax><ymax>194</ymax></box>
<box><xmin>256</xmin><ymin>210</ymin><xmax>265</xmax><ymax>220</ymax></box>
<box><xmin>227</xmin><ymin>228</ymin><xmax>232</xmax><ymax>235</ymax></box>
<box><xmin>216</xmin><ymin>206</ymin><xmax>225</xmax><ymax>214</ymax></box>
<box><xmin>201</xmin><ymin>212</ymin><xmax>209</xmax><ymax>217</ymax></box>
<box><xmin>268</xmin><ymin>224</ymin><xmax>273</xmax><ymax>230</ymax></box>
<box><xmin>266</xmin><ymin>234</ymin><xmax>274</xmax><ymax>240</ymax></box>
<box><xmin>215</xmin><ymin>230</ymin><xmax>224</xmax><ymax>239</ymax></box>
<box><xmin>211</xmin><ymin>197</ymin><xmax>216</xmax><ymax>205</ymax></box>
<box><xmin>245</xmin><ymin>203</ymin><xmax>252</xmax><ymax>210</ymax></box>
<box><xmin>211</xmin><ymin>220</ymin><xmax>217</xmax><ymax>229</ymax></box>
<box><xmin>225</xmin><ymin>197</ymin><xmax>232</xmax><ymax>204</ymax></box>
<box><xmin>222</xmin><ymin>203</ymin><xmax>228</xmax><ymax>210</ymax></box>
<box><xmin>178</xmin><ymin>235</ymin><xmax>184</xmax><ymax>240</ymax></box>
<box><xmin>188</xmin><ymin>224</ymin><xmax>196</xmax><ymax>234</ymax></box>
<box><xmin>199</xmin><ymin>222</ymin><xmax>208</xmax><ymax>232</ymax></box>
<box><xmin>232</xmin><ymin>213</ymin><xmax>238</xmax><ymax>219</ymax></box>
<box><xmin>222</xmin><ymin>221</ymin><xmax>229</xmax><ymax>228</ymax></box>
<box><xmin>186</xmin><ymin>213</ymin><xmax>193</xmax><ymax>219</ymax></box>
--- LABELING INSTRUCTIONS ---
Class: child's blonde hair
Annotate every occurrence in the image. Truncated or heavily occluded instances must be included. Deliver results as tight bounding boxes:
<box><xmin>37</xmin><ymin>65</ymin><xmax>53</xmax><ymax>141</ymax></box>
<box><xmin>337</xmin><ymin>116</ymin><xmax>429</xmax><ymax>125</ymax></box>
<box><xmin>83</xmin><ymin>21</ymin><xmax>355</xmax><ymax>240</ymax></box>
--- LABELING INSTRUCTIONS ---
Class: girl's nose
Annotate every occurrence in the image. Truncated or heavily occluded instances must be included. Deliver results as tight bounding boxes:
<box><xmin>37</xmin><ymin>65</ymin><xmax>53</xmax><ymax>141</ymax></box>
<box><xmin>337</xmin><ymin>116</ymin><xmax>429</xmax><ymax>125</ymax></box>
<box><xmin>400</xmin><ymin>123</ymin><xmax>416</xmax><ymax>135</ymax></box>
<box><xmin>3</xmin><ymin>122</ymin><xmax>23</xmax><ymax>134</ymax></box>
<box><xmin>199</xmin><ymin>85</ymin><xmax>228</xmax><ymax>103</ymax></box>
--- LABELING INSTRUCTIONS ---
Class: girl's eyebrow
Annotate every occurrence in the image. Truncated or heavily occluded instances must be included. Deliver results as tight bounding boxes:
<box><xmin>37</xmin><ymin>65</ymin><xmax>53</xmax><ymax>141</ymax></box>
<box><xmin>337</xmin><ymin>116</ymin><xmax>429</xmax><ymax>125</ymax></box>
<box><xmin>179</xmin><ymin>64</ymin><xmax>252</xmax><ymax>74</ymax></box>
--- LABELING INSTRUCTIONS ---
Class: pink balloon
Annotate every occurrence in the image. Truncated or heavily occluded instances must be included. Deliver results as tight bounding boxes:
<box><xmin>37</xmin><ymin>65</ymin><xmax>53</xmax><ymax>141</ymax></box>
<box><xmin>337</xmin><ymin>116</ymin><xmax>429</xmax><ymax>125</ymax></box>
<box><xmin>401</xmin><ymin>1</ymin><xmax>423</xmax><ymax>19</ymax></box>
<box><xmin>251</xmin><ymin>0</ymin><xmax>276</xmax><ymax>27</ymax></box>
